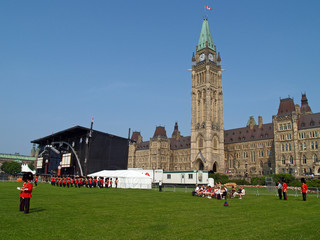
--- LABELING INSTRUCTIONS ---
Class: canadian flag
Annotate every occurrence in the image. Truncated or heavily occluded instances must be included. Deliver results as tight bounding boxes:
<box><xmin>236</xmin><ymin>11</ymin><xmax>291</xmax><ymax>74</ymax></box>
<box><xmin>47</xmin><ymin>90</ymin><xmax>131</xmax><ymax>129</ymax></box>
<box><xmin>205</xmin><ymin>5</ymin><xmax>212</xmax><ymax>10</ymax></box>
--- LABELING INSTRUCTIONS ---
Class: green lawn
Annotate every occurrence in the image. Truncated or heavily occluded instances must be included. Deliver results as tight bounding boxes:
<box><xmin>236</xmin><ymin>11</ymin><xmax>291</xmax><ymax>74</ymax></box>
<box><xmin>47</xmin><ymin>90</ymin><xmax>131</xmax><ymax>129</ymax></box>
<box><xmin>0</xmin><ymin>182</ymin><xmax>319</xmax><ymax>240</ymax></box>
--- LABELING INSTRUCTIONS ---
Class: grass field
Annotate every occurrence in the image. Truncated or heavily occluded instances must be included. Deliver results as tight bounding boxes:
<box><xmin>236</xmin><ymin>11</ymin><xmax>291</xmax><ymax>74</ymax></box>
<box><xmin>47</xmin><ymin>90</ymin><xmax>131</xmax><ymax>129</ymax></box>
<box><xmin>0</xmin><ymin>182</ymin><xmax>319</xmax><ymax>240</ymax></box>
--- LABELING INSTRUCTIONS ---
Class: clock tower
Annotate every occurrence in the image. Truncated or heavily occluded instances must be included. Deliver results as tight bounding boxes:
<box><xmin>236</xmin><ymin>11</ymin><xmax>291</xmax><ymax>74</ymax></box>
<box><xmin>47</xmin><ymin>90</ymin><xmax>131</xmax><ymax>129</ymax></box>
<box><xmin>191</xmin><ymin>17</ymin><xmax>225</xmax><ymax>173</ymax></box>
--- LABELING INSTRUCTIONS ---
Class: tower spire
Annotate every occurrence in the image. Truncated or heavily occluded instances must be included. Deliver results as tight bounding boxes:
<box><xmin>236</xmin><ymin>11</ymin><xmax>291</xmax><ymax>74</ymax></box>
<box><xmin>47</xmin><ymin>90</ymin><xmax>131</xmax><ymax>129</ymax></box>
<box><xmin>197</xmin><ymin>18</ymin><xmax>215</xmax><ymax>51</ymax></box>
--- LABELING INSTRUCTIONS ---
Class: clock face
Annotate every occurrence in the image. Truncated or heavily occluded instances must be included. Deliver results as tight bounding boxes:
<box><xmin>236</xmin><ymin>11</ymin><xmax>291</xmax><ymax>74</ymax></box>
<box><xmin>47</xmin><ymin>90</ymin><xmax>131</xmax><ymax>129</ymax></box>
<box><xmin>208</xmin><ymin>53</ymin><xmax>214</xmax><ymax>61</ymax></box>
<box><xmin>199</xmin><ymin>53</ymin><xmax>206</xmax><ymax>61</ymax></box>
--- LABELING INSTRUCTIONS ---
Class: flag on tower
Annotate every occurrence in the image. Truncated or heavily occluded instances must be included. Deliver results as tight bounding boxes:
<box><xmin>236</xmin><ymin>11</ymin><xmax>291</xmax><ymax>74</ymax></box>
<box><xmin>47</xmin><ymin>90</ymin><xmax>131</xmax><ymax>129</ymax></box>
<box><xmin>205</xmin><ymin>5</ymin><xmax>212</xmax><ymax>10</ymax></box>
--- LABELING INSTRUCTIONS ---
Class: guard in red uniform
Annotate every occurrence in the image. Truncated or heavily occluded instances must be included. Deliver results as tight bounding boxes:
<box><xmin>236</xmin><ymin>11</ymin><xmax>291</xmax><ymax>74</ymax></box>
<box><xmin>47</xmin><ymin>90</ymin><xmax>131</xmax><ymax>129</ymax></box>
<box><xmin>20</xmin><ymin>172</ymin><xmax>33</xmax><ymax>214</ymax></box>
<box><xmin>301</xmin><ymin>178</ymin><xmax>308</xmax><ymax>201</ymax></box>
<box><xmin>67</xmin><ymin>178</ymin><xmax>70</xmax><ymax>188</ymax></box>
<box><xmin>19</xmin><ymin>179</ymin><xmax>27</xmax><ymax>211</ymax></box>
<box><xmin>34</xmin><ymin>175</ymin><xmax>38</xmax><ymax>187</ymax></box>
<box><xmin>93</xmin><ymin>177</ymin><xmax>98</xmax><ymax>188</ymax></box>
<box><xmin>115</xmin><ymin>178</ymin><xmax>118</xmax><ymax>188</ymax></box>
<box><xmin>105</xmin><ymin>178</ymin><xmax>109</xmax><ymax>188</ymax></box>
<box><xmin>282</xmin><ymin>179</ymin><xmax>288</xmax><ymax>200</ymax></box>
<box><xmin>109</xmin><ymin>178</ymin><xmax>113</xmax><ymax>188</ymax></box>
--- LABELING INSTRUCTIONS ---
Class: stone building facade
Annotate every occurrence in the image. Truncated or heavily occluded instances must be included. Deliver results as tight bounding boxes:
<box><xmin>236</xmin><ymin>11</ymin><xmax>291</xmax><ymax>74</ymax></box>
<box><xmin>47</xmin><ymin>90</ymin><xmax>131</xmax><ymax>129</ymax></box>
<box><xmin>128</xmin><ymin>18</ymin><xmax>320</xmax><ymax>177</ymax></box>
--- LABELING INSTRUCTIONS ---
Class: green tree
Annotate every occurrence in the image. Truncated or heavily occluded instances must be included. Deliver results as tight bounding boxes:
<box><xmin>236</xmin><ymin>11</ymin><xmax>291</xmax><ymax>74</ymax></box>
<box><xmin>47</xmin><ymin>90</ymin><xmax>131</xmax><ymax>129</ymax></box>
<box><xmin>0</xmin><ymin>161</ymin><xmax>21</xmax><ymax>175</ymax></box>
<box><xmin>28</xmin><ymin>161</ymin><xmax>35</xmax><ymax>171</ymax></box>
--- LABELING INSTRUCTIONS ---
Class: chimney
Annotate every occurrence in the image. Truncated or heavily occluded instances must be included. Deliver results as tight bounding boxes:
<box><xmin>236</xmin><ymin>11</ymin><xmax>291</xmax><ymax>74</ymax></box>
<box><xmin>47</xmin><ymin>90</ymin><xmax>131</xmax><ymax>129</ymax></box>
<box><xmin>250</xmin><ymin>116</ymin><xmax>255</xmax><ymax>130</ymax></box>
<box><xmin>258</xmin><ymin>116</ymin><xmax>263</xmax><ymax>128</ymax></box>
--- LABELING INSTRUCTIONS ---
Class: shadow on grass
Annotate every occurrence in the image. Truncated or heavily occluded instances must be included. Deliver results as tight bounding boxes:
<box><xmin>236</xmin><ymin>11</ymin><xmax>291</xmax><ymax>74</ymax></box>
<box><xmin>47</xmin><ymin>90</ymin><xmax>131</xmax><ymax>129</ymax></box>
<box><xmin>30</xmin><ymin>207</ymin><xmax>46</xmax><ymax>213</ymax></box>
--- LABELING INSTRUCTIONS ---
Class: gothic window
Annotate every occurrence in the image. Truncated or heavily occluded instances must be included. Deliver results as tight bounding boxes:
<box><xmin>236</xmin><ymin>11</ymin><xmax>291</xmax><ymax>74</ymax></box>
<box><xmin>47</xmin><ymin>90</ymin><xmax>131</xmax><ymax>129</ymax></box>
<box><xmin>302</xmin><ymin>155</ymin><xmax>307</xmax><ymax>164</ymax></box>
<box><xmin>314</xmin><ymin>154</ymin><xmax>318</xmax><ymax>163</ymax></box>
<box><xmin>282</xmin><ymin>156</ymin><xmax>286</xmax><ymax>165</ymax></box>
<box><xmin>316</xmin><ymin>141</ymin><xmax>318</xmax><ymax>149</ymax></box>
<box><xmin>213</xmin><ymin>137</ymin><xmax>218</xmax><ymax>150</ymax></box>
<box><xmin>289</xmin><ymin>144</ymin><xmax>292</xmax><ymax>151</ymax></box>
<box><xmin>311</xmin><ymin>142</ymin><xmax>314</xmax><ymax>150</ymax></box>
<box><xmin>198</xmin><ymin>137</ymin><xmax>203</xmax><ymax>149</ymax></box>
<box><xmin>290</xmin><ymin>156</ymin><xmax>293</xmax><ymax>164</ymax></box>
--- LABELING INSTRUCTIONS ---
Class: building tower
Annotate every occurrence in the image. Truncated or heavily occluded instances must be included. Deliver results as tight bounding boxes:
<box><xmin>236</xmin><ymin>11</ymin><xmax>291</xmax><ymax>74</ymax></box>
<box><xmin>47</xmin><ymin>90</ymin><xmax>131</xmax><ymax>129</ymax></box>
<box><xmin>191</xmin><ymin>17</ymin><xmax>225</xmax><ymax>172</ymax></box>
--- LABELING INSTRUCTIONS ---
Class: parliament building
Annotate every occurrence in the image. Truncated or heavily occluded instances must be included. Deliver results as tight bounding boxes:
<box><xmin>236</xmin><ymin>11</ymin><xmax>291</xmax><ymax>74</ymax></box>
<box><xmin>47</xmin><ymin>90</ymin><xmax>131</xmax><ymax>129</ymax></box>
<box><xmin>128</xmin><ymin>18</ymin><xmax>320</xmax><ymax>177</ymax></box>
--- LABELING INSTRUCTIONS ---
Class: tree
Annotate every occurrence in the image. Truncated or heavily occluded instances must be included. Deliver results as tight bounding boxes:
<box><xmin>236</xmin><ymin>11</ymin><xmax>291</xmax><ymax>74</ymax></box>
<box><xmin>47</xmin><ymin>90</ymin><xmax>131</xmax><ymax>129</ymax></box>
<box><xmin>0</xmin><ymin>161</ymin><xmax>21</xmax><ymax>175</ymax></box>
<box><xmin>28</xmin><ymin>161</ymin><xmax>35</xmax><ymax>171</ymax></box>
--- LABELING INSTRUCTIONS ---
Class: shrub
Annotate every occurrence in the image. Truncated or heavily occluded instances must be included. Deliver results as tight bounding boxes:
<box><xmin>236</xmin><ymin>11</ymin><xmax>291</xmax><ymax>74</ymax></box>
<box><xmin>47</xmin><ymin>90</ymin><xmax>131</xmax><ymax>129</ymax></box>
<box><xmin>251</xmin><ymin>177</ymin><xmax>266</xmax><ymax>185</ymax></box>
<box><xmin>209</xmin><ymin>173</ymin><xmax>229</xmax><ymax>184</ymax></box>
<box><xmin>307</xmin><ymin>179</ymin><xmax>320</xmax><ymax>188</ymax></box>
<box><xmin>271</xmin><ymin>173</ymin><xmax>295</xmax><ymax>185</ymax></box>
<box><xmin>289</xmin><ymin>180</ymin><xmax>302</xmax><ymax>187</ymax></box>
<box><xmin>229</xmin><ymin>179</ymin><xmax>250</xmax><ymax>185</ymax></box>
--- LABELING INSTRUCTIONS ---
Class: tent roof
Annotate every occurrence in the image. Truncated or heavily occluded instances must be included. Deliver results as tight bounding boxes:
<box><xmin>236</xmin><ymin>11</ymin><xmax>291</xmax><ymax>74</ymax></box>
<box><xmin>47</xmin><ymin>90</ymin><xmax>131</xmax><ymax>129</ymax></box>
<box><xmin>88</xmin><ymin>170</ymin><xmax>151</xmax><ymax>179</ymax></box>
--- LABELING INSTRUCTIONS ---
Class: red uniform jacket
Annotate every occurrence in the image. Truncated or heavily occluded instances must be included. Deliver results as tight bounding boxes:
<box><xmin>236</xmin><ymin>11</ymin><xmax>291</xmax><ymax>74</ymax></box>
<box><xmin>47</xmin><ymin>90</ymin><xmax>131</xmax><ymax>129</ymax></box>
<box><xmin>282</xmin><ymin>183</ymin><xmax>287</xmax><ymax>192</ymax></box>
<box><xmin>301</xmin><ymin>183</ymin><xmax>308</xmax><ymax>193</ymax></box>
<box><xmin>23</xmin><ymin>182</ymin><xmax>33</xmax><ymax>198</ymax></box>
<box><xmin>20</xmin><ymin>182</ymin><xmax>26</xmax><ymax>198</ymax></box>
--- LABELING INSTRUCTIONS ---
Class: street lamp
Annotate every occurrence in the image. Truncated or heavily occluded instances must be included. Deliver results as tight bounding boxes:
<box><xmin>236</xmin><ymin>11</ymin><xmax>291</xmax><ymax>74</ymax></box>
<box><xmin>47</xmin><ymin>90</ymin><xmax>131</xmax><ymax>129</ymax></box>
<box><xmin>45</xmin><ymin>159</ymin><xmax>49</xmax><ymax>174</ymax></box>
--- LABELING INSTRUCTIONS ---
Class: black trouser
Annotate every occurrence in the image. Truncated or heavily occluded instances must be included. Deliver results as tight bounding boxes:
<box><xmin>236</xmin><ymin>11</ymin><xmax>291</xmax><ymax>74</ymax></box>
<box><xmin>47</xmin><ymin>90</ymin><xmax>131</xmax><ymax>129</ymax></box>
<box><xmin>20</xmin><ymin>197</ymin><xmax>25</xmax><ymax>211</ymax></box>
<box><xmin>283</xmin><ymin>191</ymin><xmax>287</xmax><ymax>200</ymax></box>
<box><xmin>278</xmin><ymin>189</ymin><xmax>282</xmax><ymax>200</ymax></box>
<box><xmin>302</xmin><ymin>192</ymin><xmax>307</xmax><ymax>201</ymax></box>
<box><xmin>23</xmin><ymin>198</ymin><xmax>31</xmax><ymax>213</ymax></box>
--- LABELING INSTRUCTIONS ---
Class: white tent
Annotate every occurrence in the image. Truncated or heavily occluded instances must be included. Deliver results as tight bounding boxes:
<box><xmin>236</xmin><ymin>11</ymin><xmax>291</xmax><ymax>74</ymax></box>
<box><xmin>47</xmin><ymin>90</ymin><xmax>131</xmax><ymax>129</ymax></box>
<box><xmin>88</xmin><ymin>170</ymin><xmax>152</xmax><ymax>189</ymax></box>
<box><xmin>21</xmin><ymin>164</ymin><xmax>36</xmax><ymax>175</ymax></box>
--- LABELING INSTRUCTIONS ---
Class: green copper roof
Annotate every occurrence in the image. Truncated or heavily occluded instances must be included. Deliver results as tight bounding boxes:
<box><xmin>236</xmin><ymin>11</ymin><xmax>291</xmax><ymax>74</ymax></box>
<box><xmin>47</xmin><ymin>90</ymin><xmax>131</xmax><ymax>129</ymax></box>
<box><xmin>197</xmin><ymin>18</ymin><xmax>215</xmax><ymax>51</ymax></box>
<box><xmin>0</xmin><ymin>153</ymin><xmax>35</xmax><ymax>162</ymax></box>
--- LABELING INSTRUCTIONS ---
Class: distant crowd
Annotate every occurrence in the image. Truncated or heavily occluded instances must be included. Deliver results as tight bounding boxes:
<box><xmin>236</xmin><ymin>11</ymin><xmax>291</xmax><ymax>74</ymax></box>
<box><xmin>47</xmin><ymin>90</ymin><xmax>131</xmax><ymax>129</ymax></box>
<box><xmin>50</xmin><ymin>177</ymin><xmax>118</xmax><ymax>188</ymax></box>
<box><xmin>192</xmin><ymin>183</ymin><xmax>246</xmax><ymax>200</ymax></box>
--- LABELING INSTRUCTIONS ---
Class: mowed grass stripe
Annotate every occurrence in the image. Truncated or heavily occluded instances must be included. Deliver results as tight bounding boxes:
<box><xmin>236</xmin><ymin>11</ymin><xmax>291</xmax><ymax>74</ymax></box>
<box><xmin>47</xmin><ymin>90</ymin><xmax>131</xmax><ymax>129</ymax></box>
<box><xmin>0</xmin><ymin>182</ymin><xmax>319</xmax><ymax>240</ymax></box>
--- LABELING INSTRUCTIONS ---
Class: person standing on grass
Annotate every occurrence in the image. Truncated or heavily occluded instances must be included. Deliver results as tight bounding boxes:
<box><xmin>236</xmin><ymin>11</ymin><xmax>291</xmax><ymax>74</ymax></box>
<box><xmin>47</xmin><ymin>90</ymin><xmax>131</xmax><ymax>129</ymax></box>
<box><xmin>34</xmin><ymin>175</ymin><xmax>38</xmax><ymax>187</ymax></box>
<box><xmin>19</xmin><ymin>177</ymin><xmax>27</xmax><ymax>211</ymax></box>
<box><xmin>19</xmin><ymin>172</ymin><xmax>33</xmax><ymax>214</ymax></box>
<box><xmin>115</xmin><ymin>178</ymin><xmax>118</xmax><ymax>188</ymax></box>
<box><xmin>159</xmin><ymin>180</ymin><xmax>163</xmax><ymax>192</ymax></box>
<box><xmin>282</xmin><ymin>179</ymin><xmax>287</xmax><ymax>200</ymax></box>
<box><xmin>301</xmin><ymin>178</ymin><xmax>308</xmax><ymax>201</ymax></box>
<box><xmin>277</xmin><ymin>181</ymin><xmax>282</xmax><ymax>200</ymax></box>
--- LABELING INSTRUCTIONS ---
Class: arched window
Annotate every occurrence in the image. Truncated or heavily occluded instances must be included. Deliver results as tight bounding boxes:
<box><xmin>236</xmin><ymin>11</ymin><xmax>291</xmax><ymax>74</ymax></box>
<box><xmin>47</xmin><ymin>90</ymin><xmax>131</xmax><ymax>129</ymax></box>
<box><xmin>198</xmin><ymin>137</ymin><xmax>203</xmax><ymax>149</ymax></box>
<box><xmin>302</xmin><ymin>155</ymin><xmax>307</xmax><ymax>164</ymax></box>
<box><xmin>282</xmin><ymin>156</ymin><xmax>286</xmax><ymax>165</ymax></box>
<box><xmin>314</xmin><ymin>154</ymin><xmax>318</xmax><ymax>163</ymax></box>
<box><xmin>290</xmin><ymin>156</ymin><xmax>293</xmax><ymax>164</ymax></box>
<box><xmin>213</xmin><ymin>137</ymin><xmax>218</xmax><ymax>150</ymax></box>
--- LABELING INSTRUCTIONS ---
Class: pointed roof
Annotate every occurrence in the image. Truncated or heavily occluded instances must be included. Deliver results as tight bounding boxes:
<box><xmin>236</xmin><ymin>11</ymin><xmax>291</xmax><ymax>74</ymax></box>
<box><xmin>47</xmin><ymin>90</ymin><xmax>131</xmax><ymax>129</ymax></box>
<box><xmin>171</xmin><ymin>122</ymin><xmax>181</xmax><ymax>139</ymax></box>
<box><xmin>197</xmin><ymin>17</ymin><xmax>215</xmax><ymax>51</ymax></box>
<box><xmin>153</xmin><ymin>126</ymin><xmax>167</xmax><ymax>139</ymax></box>
<box><xmin>300</xmin><ymin>93</ymin><xmax>312</xmax><ymax>113</ymax></box>
<box><xmin>277</xmin><ymin>98</ymin><xmax>295</xmax><ymax>116</ymax></box>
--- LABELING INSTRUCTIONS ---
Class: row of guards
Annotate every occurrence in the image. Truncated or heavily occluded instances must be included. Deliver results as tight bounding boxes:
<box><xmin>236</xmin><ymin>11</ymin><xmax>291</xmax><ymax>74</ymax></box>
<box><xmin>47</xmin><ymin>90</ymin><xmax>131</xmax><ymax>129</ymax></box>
<box><xmin>51</xmin><ymin>176</ymin><xmax>118</xmax><ymax>188</ymax></box>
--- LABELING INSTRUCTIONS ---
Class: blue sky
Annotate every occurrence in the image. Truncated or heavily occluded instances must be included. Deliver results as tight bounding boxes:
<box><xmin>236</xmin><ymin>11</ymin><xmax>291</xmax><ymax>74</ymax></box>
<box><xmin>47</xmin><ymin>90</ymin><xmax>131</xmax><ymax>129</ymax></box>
<box><xmin>1</xmin><ymin>0</ymin><xmax>320</xmax><ymax>155</ymax></box>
